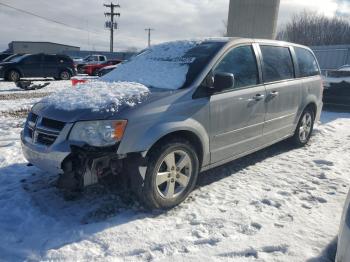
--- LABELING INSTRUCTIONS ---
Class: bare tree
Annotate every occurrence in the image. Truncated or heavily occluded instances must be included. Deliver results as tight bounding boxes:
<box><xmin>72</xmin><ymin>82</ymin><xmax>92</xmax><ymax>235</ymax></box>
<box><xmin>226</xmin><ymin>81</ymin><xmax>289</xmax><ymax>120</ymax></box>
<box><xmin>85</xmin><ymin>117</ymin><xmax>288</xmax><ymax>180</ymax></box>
<box><xmin>277</xmin><ymin>11</ymin><xmax>350</xmax><ymax>46</ymax></box>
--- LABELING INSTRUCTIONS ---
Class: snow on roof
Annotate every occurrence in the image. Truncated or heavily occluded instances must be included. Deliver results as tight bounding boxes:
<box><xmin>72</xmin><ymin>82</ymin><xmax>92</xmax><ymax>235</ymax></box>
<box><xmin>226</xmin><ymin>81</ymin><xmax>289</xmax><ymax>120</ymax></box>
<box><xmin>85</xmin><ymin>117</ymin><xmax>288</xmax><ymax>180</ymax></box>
<box><xmin>102</xmin><ymin>40</ymin><xmax>203</xmax><ymax>90</ymax></box>
<box><xmin>42</xmin><ymin>81</ymin><xmax>149</xmax><ymax>112</ymax></box>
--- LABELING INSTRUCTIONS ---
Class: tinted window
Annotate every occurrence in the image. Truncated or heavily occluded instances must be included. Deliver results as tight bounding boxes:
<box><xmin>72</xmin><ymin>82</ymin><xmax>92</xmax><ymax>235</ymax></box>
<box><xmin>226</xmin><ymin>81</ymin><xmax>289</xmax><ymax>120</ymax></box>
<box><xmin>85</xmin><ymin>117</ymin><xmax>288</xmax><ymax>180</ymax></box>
<box><xmin>294</xmin><ymin>47</ymin><xmax>320</xmax><ymax>77</ymax></box>
<box><xmin>260</xmin><ymin>46</ymin><xmax>294</xmax><ymax>83</ymax></box>
<box><xmin>22</xmin><ymin>55</ymin><xmax>42</xmax><ymax>64</ymax></box>
<box><xmin>214</xmin><ymin>45</ymin><xmax>259</xmax><ymax>89</ymax></box>
<box><xmin>44</xmin><ymin>55</ymin><xmax>57</xmax><ymax>63</ymax></box>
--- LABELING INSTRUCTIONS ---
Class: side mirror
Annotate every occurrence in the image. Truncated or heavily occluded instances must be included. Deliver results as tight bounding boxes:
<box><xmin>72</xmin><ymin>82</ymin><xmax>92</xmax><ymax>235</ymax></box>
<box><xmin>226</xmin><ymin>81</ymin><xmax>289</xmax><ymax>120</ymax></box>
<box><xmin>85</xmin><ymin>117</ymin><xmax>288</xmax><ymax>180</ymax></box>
<box><xmin>211</xmin><ymin>72</ymin><xmax>235</xmax><ymax>93</ymax></box>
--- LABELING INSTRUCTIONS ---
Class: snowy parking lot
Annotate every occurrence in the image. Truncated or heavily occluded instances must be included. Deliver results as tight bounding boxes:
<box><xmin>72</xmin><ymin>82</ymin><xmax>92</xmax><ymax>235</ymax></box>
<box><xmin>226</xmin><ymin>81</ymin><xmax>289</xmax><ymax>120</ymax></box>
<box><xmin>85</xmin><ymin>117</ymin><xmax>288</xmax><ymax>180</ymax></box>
<box><xmin>0</xmin><ymin>80</ymin><xmax>349</xmax><ymax>261</ymax></box>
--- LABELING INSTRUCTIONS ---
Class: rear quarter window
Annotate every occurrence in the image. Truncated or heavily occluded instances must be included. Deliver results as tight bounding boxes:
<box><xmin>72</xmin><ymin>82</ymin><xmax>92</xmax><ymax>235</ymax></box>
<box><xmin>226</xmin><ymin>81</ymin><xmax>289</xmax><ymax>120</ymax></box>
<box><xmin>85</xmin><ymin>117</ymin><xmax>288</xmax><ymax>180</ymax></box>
<box><xmin>44</xmin><ymin>55</ymin><xmax>57</xmax><ymax>63</ymax></box>
<box><xmin>260</xmin><ymin>45</ymin><xmax>294</xmax><ymax>83</ymax></box>
<box><xmin>294</xmin><ymin>47</ymin><xmax>320</xmax><ymax>77</ymax></box>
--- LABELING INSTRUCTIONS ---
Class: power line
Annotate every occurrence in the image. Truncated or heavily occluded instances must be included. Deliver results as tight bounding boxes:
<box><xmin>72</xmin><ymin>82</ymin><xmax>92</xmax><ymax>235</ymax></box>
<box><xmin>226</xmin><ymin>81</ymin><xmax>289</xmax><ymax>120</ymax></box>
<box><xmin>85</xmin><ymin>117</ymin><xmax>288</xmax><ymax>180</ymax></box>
<box><xmin>104</xmin><ymin>2</ymin><xmax>120</xmax><ymax>52</ymax></box>
<box><xmin>145</xmin><ymin>28</ymin><xmax>154</xmax><ymax>48</ymax></box>
<box><xmin>0</xmin><ymin>1</ymin><xmax>100</xmax><ymax>34</ymax></box>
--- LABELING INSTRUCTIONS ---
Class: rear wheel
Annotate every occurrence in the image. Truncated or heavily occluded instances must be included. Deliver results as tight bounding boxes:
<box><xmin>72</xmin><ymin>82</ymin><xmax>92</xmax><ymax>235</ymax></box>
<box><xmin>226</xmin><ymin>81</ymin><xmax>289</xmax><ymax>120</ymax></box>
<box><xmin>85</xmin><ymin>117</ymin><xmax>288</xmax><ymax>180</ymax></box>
<box><xmin>6</xmin><ymin>70</ymin><xmax>21</xmax><ymax>82</ymax></box>
<box><xmin>291</xmin><ymin>107</ymin><xmax>315</xmax><ymax>146</ymax></box>
<box><xmin>140</xmin><ymin>138</ymin><xmax>199</xmax><ymax>209</ymax></box>
<box><xmin>59</xmin><ymin>70</ymin><xmax>71</xmax><ymax>80</ymax></box>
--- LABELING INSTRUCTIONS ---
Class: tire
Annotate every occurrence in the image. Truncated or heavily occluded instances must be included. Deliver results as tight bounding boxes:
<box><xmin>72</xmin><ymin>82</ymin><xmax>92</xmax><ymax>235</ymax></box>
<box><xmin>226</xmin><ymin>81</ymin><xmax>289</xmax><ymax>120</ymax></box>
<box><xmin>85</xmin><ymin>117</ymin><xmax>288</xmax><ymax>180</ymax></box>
<box><xmin>140</xmin><ymin>138</ymin><xmax>199</xmax><ymax>209</ymax></box>
<box><xmin>59</xmin><ymin>70</ymin><xmax>71</xmax><ymax>80</ymax></box>
<box><xmin>6</xmin><ymin>70</ymin><xmax>21</xmax><ymax>82</ymax></box>
<box><xmin>92</xmin><ymin>69</ymin><xmax>100</xmax><ymax>76</ymax></box>
<box><xmin>291</xmin><ymin>107</ymin><xmax>315</xmax><ymax>147</ymax></box>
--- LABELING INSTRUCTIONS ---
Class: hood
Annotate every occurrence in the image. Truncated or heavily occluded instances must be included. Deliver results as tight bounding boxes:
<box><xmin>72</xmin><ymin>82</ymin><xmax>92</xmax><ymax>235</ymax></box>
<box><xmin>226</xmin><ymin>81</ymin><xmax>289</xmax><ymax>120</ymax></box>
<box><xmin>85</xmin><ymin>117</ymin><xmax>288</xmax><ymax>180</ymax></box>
<box><xmin>32</xmin><ymin>81</ymin><xmax>174</xmax><ymax>122</ymax></box>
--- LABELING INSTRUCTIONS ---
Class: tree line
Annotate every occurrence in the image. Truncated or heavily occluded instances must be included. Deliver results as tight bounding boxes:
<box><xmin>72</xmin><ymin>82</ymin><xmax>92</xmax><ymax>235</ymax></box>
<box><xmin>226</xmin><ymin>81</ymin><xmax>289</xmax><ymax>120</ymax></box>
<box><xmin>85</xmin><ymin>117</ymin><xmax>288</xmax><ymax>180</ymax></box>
<box><xmin>277</xmin><ymin>11</ymin><xmax>350</xmax><ymax>46</ymax></box>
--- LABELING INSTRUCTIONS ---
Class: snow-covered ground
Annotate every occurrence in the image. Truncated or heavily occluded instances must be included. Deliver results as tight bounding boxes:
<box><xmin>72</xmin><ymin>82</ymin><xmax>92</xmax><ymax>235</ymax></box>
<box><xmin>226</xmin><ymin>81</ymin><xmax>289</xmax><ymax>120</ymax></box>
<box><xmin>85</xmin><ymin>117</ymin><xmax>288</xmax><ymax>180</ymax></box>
<box><xmin>0</xmin><ymin>80</ymin><xmax>71</xmax><ymax>116</ymax></box>
<box><xmin>0</xmin><ymin>80</ymin><xmax>349</xmax><ymax>261</ymax></box>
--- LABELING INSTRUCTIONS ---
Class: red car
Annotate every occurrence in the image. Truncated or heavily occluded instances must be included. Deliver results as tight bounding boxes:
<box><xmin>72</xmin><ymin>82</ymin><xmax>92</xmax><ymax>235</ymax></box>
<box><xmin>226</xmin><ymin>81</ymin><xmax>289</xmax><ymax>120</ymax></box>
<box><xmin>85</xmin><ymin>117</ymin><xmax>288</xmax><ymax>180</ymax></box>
<box><xmin>82</xmin><ymin>59</ymin><xmax>122</xmax><ymax>76</ymax></box>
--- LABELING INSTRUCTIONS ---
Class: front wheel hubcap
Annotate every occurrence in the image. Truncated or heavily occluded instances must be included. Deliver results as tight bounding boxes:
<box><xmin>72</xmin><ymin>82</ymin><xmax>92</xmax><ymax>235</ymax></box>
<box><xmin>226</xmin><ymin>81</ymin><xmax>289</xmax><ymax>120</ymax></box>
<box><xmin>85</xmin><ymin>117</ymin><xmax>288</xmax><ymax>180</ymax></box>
<box><xmin>155</xmin><ymin>150</ymin><xmax>192</xmax><ymax>199</ymax></box>
<box><xmin>299</xmin><ymin>112</ymin><xmax>312</xmax><ymax>143</ymax></box>
<box><xmin>10</xmin><ymin>71</ymin><xmax>19</xmax><ymax>81</ymax></box>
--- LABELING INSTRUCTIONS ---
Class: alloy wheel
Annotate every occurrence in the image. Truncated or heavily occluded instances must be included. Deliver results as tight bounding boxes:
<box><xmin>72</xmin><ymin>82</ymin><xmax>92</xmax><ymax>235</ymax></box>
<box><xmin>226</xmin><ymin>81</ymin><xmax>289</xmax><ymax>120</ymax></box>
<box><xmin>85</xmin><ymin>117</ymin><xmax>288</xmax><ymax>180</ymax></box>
<box><xmin>299</xmin><ymin>112</ymin><xmax>313</xmax><ymax>143</ymax></box>
<box><xmin>9</xmin><ymin>71</ymin><xmax>20</xmax><ymax>81</ymax></box>
<box><xmin>60</xmin><ymin>71</ymin><xmax>70</xmax><ymax>80</ymax></box>
<box><xmin>155</xmin><ymin>150</ymin><xmax>192</xmax><ymax>199</ymax></box>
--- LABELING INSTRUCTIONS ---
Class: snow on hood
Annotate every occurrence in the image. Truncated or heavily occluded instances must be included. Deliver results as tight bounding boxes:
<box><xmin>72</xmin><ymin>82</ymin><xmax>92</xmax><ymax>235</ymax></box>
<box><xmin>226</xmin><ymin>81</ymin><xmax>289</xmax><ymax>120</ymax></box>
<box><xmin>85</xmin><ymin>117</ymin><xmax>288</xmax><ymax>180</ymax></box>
<box><xmin>102</xmin><ymin>40</ymin><xmax>202</xmax><ymax>90</ymax></box>
<box><xmin>42</xmin><ymin>81</ymin><xmax>149</xmax><ymax>112</ymax></box>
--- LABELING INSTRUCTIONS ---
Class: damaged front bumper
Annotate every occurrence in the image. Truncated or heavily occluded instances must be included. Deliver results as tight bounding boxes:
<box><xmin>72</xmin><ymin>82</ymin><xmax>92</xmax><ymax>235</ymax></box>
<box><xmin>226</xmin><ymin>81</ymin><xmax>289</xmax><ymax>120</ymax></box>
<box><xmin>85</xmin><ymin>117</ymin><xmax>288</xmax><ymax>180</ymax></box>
<box><xmin>21</xmin><ymin>130</ymin><xmax>147</xmax><ymax>190</ymax></box>
<box><xmin>21</xmin><ymin>129</ymin><xmax>72</xmax><ymax>174</ymax></box>
<box><xmin>21</xmin><ymin>113</ymin><xmax>148</xmax><ymax>191</ymax></box>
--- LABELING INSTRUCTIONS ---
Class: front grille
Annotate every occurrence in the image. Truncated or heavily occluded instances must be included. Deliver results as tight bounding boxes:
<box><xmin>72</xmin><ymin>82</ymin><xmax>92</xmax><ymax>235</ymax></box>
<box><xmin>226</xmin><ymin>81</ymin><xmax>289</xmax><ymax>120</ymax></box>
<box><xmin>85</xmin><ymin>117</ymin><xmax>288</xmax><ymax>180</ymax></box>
<box><xmin>41</xmin><ymin>118</ymin><xmax>65</xmax><ymax>131</ymax></box>
<box><xmin>25</xmin><ymin>113</ymin><xmax>66</xmax><ymax>146</ymax></box>
<box><xmin>37</xmin><ymin>133</ymin><xmax>57</xmax><ymax>146</ymax></box>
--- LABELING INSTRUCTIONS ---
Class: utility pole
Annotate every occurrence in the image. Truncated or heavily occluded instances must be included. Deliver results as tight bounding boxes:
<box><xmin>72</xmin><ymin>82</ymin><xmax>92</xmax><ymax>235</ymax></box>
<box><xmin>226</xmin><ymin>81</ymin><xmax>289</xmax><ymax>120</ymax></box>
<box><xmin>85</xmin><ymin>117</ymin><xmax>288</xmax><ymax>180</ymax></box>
<box><xmin>104</xmin><ymin>2</ymin><xmax>120</xmax><ymax>52</ymax></box>
<box><xmin>145</xmin><ymin>28</ymin><xmax>154</xmax><ymax>48</ymax></box>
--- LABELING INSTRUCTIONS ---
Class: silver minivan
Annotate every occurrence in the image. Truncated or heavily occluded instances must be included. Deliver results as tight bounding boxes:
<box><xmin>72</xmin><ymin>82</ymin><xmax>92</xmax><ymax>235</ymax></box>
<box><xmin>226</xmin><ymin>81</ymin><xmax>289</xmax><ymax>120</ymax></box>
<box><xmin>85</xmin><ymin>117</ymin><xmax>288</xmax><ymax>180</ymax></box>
<box><xmin>21</xmin><ymin>38</ymin><xmax>323</xmax><ymax>209</ymax></box>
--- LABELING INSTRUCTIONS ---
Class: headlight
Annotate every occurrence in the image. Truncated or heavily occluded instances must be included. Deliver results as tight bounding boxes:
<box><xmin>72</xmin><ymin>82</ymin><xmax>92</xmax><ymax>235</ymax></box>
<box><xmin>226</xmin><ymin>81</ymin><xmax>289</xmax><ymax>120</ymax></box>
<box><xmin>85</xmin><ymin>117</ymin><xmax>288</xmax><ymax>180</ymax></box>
<box><xmin>69</xmin><ymin>120</ymin><xmax>127</xmax><ymax>147</ymax></box>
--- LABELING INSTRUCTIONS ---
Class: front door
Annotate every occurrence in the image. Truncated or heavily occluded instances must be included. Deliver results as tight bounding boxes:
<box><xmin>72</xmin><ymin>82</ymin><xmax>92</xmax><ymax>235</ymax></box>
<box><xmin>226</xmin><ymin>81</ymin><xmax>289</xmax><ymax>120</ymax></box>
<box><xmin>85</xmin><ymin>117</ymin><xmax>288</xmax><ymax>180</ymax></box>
<box><xmin>210</xmin><ymin>45</ymin><xmax>267</xmax><ymax>164</ymax></box>
<box><xmin>20</xmin><ymin>54</ymin><xmax>43</xmax><ymax>77</ymax></box>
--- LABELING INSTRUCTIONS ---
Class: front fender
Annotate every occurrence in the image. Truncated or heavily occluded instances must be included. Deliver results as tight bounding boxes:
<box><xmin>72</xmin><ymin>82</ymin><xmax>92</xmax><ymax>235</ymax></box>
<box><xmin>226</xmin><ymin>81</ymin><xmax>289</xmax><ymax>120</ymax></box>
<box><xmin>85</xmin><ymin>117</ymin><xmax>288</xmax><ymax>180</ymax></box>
<box><xmin>117</xmin><ymin>118</ymin><xmax>210</xmax><ymax>167</ymax></box>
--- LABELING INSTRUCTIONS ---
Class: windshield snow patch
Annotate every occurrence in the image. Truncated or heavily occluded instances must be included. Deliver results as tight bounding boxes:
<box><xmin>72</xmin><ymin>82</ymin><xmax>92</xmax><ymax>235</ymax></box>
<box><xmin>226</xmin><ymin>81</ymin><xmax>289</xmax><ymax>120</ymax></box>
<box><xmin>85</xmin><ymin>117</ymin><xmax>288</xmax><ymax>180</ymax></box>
<box><xmin>42</xmin><ymin>81</ymin><xmax>149</xmax><ymax>112</ymax></box>
<box><xmin>102</xmin><ymin>40</ymin><xmax>202</xmax><ymax>90</ymax></box>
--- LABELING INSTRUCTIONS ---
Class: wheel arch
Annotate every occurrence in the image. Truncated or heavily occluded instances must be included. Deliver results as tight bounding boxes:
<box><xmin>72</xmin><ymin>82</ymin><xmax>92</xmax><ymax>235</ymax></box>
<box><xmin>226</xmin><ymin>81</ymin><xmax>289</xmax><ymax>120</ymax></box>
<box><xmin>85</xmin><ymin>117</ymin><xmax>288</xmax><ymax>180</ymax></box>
<box><xmin>5</xmin><ymin>68</ymin><xmax>22</xmax><ymax>80</ymax></box>
<box><xmin>118</xmin><ymin>119</ymin><xmax>211</xmax><ymax>169</ymax></box>
<box><xmin>147</xmin><ymin>130</ymin><xmax>204</xmax><ymax>169</ymax></box>
<box><xmin>59</xmin><ymin>67</ymin><xmax>73</xmax><ymax>75</ymax></box>
<box><xmin>304</xmin><ymin>102</ymin><xmax>317</xmax><ymax>118</ymax></box>
<box><xmin>296</xmin><ymin>96</ymin><xmax>319</xmax><ymax>125</ymax></box>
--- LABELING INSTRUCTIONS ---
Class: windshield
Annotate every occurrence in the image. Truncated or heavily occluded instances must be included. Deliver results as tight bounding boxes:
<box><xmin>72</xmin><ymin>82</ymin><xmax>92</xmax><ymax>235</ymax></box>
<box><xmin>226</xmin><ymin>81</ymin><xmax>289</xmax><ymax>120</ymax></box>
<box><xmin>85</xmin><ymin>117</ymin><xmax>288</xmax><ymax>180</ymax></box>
<box><xmin>102</xmin><ymin>40</ymin><xmax>225</xmax><ymax>90</ymax></box>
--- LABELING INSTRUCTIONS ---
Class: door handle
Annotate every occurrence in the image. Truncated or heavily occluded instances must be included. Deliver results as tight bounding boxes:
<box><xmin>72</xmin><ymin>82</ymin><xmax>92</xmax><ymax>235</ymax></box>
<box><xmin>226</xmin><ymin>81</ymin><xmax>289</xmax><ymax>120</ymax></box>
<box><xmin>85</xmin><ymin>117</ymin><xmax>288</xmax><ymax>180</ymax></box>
<box><xmin>269</xmin><ymin>91</ymin><xmax>279</xmax><ymax>98</ymax></box>
<box><xmin>247</xmin><ymin>94</ymin><xmax>264</xmax><ymax>102</ymax></box>
<box><xmin>252</xmin><ymin>94</ymin><xmax>265</xmax><ymax>101</ymax></box>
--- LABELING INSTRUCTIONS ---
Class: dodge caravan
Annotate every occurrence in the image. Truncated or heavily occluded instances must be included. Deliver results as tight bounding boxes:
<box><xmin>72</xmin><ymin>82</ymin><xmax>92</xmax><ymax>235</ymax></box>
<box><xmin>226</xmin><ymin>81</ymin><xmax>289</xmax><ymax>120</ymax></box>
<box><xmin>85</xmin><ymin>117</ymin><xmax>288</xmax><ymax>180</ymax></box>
<box><xmin>21</xmin><ymin>38</ymin><xmax>323</xmax><ymax>209</ymax></box>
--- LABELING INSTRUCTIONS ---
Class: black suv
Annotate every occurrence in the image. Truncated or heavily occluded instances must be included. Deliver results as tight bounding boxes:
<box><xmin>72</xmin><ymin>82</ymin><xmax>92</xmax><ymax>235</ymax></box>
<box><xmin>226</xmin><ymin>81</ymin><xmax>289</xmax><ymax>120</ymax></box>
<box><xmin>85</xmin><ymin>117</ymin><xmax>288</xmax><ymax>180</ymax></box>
<box><xmin>0</xmin><ymin>54</ymin><xmax>76</xmax><ymax>81</ymax></box>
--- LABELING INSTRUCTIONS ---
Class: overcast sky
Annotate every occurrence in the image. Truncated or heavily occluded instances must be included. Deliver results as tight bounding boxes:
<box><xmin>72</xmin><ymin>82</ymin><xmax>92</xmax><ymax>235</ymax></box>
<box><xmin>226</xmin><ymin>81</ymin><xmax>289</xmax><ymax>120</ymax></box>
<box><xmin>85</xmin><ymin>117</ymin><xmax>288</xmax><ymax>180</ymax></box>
<box><xmin>0</xmin><ymin>0</ymin><xmax>349</xmax><ymax>52</ymax></box>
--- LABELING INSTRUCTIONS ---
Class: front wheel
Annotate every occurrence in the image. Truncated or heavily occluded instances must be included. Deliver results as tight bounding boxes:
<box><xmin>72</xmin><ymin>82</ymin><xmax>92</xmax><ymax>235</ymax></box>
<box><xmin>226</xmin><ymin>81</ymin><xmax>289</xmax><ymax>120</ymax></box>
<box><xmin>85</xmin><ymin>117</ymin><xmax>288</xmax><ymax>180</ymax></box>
<box><xmin>141</xmin><ymin>138</ymin><xmax>199</xmax><ymax>209</ymax></box>
<box><xmin>7</xmin><ymin>70</ymin><xmax>21</xmax><ymax>82</ymax></box>
<box><xmin>291</xmin><ymin>108</ymin><xmax>315</xmax><ymax>146</ymax></box>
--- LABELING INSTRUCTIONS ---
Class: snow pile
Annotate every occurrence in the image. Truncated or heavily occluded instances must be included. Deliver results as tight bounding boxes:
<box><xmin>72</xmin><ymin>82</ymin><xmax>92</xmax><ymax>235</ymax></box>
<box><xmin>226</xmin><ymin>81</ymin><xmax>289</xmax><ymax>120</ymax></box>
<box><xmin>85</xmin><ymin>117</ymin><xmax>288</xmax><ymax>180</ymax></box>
<box><xmin>42</xmin><ymin>81</ymin><xmax>150</xmax><ymax>112</ymax></box>
<box><xmin>102</xmin><ymin>40</ymin><xmax>202</xmax><ymax>90</ymax></box>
